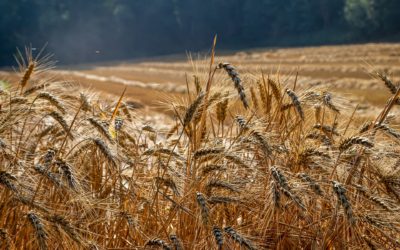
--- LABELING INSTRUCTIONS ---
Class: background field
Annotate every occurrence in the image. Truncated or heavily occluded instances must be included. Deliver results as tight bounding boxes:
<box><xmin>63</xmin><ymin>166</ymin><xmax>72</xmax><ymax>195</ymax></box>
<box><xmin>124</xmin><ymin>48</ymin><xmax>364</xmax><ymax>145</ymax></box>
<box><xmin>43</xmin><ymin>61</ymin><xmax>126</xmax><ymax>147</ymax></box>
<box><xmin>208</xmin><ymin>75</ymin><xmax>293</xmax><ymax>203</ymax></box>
<box><xmin>1</xmin><ymin>42</ymin><xmax>400</xmax><ymax>132</ymax></box>
<box><xmin>3</xmin><ymin>43</ymin><xmax>399</xmax><ymax>116</ymax></box>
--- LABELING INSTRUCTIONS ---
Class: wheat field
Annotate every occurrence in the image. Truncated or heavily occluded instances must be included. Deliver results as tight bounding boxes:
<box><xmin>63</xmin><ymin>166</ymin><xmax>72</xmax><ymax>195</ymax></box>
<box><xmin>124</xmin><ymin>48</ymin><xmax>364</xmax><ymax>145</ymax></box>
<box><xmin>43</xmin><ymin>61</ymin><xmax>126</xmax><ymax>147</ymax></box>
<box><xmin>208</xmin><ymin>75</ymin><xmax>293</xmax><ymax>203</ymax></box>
<box><xmin>0</xmin><ymin>43</ymin><xmax>399</xmax><ymax>249</ymax></box>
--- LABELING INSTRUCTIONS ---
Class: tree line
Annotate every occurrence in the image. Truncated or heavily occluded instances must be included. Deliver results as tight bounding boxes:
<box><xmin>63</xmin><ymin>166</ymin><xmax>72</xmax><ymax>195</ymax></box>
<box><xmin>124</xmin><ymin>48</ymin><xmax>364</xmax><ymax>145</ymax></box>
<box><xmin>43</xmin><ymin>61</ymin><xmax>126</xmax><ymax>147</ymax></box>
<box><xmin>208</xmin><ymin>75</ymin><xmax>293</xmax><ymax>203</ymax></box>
<box><xmin>0</xmin><ymin>0</ymin><xmax>399</xmax><ymax>66</ymax></box>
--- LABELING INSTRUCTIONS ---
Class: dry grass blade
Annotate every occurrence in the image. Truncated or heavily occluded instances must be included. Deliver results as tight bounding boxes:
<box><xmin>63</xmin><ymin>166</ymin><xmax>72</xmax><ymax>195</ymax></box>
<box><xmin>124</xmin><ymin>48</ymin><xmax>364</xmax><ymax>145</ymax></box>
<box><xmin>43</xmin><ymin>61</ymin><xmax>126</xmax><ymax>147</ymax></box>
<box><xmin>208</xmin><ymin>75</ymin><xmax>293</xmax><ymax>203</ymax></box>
<box><xmin>110</xmin><ymin>87</ymin><xmax>127</xmax><ymax>123</ymax></box>
<box><xmin>314</xmin><ymin>105</ymin><xmax>322</xmax><ymax>123</ymax></box>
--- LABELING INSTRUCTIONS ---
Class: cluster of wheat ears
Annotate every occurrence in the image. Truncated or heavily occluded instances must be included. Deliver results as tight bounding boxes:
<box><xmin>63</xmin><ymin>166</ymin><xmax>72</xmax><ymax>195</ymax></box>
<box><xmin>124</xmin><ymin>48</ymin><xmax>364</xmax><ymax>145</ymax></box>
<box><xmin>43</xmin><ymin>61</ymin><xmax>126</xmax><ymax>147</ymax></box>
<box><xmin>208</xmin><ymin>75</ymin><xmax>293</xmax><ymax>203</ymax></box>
<box><xmin>0</xmin><ymin>43</ymin><xmax>399</xmax><ymax>250</ymax></box>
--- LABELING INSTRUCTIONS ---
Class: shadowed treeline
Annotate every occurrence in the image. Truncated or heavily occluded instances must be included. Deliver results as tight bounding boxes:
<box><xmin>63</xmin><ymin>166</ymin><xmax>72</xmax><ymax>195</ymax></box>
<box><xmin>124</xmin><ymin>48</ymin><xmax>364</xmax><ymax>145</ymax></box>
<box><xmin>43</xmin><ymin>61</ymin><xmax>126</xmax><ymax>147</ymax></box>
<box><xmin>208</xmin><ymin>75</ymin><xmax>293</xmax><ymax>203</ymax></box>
<box><xmin>0</xmin><ymin>0</ymin><xmax>400</xmax><ymax>66</ymax></box>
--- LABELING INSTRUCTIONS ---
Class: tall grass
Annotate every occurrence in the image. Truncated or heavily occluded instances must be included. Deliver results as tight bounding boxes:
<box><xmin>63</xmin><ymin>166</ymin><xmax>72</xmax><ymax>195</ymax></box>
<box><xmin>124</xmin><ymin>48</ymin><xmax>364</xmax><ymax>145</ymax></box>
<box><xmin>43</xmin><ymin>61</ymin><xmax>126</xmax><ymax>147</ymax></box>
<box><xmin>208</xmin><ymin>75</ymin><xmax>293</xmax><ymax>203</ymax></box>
<box><xmin>0</xmin><ymin>47</ymin><xmax>399</xmax><ymax>249</ymax></box>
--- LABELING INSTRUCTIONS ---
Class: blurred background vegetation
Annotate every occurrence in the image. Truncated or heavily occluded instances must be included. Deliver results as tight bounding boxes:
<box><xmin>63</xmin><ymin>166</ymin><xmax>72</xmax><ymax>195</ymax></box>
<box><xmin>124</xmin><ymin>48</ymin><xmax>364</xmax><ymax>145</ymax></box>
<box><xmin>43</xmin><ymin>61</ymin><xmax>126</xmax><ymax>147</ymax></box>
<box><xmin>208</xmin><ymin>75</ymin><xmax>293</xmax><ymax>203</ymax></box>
<box><xmin>1</xmin><ymin>0</ymin><xmax>399</xmax><ymax>66</ymax></box>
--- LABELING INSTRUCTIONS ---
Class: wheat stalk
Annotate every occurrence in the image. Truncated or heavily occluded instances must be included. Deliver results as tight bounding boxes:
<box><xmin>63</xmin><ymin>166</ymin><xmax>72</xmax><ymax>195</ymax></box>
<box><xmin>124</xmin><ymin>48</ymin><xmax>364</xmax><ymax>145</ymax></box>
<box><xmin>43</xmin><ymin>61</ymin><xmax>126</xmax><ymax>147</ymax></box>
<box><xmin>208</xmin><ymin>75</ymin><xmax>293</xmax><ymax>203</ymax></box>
<box><xmin>196</xmin><ymin>192</ymin><xmax>209</xmax><ymax>225</ymax></box>
<box><xmin>48</xmin><ymin>111</ymin><xmax>73</xmax><ymax>139</ymax></box>
<box><xmin>91</xmin><ymin>138</ymin><xmax>116</xmax><ymax>166</ymax></box>
<box><xmin>169</xmin><ymin>234</ymin><xmax>183</xmax><ymax>250</ymax></box>
<box><xmin>218</xmin><ymin>62</ymin><xmax>249</xmax><ymax>109</ymax></box>
<box><xmin>55</xmin><ymin>159</ymin><xmax>78</xmax><ymax>190</ymax></box>
<box><xmin>88</xmin><ymin>117</ymin><xmax>114</xmax><ymax>143</ymax></box>
<box><xmin>332</xmin><ymin>181</ymin><xmax>354</xmax><ymax>224</ymax></box>
<box><xmin>34</xmin><ymin>164</ymin><xmax>62</xmax><ymax>187</ymax></box>
<box><xmin>213</xmin><ymin>226</ymin><xmax>224</xmax><ymax>250</ymax></box>
<box><xmin>27</xmin><ymin>212</ymin><xmax>48</xmax><ymax>250</ymax></box>
<box><xmin>19</xmin><ymin>61</ymin><xmax>35</xmax><ymax>93</ymax></box>
<box><xmin>286</xmin><ymin>88</ymin><xmax>304</xmax><ymax>120</ymax></box>
<box><xmin>378</xmin><ymin>72</ymin><xmax>397</xmax><ymax>94</ymax></box>
<box><xmin>183</xmin><ymin>91</ymin><xmax>205</xmax><ymax>127</ymax></box>
<box><xmin>339</xmin><ymin>136</ymin><xmax>374</xmax><ymax>152</ymax></box>
<box><xmin>322</xmin><ymin>91</ymin><xmax>340</xmax><ymax>113</ymax></box>
<box><xmin>224</xmin><ymin>226</ymin><xmax>256</xmax><ymax>250</ymax></box>
<box><xmin>0</xmin><ymin>171</ymin><xmax>18</xmax><ymax>193</ymax></box>
<box><xmin>36</xmin><ymin>92</ymin><xmax>66</xmax><ymax>114</ymax></box>
<box><xmin>145</xmin><ymin>238</ymin><xmax>171</xmax><ymax>250</ymax></box>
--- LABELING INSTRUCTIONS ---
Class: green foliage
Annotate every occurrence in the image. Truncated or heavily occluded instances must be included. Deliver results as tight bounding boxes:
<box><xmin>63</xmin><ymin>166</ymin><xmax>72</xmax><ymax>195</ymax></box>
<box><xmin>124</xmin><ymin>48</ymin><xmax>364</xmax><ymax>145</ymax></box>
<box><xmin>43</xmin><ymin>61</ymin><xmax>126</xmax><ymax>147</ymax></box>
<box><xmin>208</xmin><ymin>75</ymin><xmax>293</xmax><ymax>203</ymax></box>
<box><xmin>345</xmin><ymin>0</ymin><xmax>378</xmax><ymax>31</ymax></box>
<box><xmin>345</xmin><ymin>0</ymin><xmax>400</xmax><ymax>34</ymax></box>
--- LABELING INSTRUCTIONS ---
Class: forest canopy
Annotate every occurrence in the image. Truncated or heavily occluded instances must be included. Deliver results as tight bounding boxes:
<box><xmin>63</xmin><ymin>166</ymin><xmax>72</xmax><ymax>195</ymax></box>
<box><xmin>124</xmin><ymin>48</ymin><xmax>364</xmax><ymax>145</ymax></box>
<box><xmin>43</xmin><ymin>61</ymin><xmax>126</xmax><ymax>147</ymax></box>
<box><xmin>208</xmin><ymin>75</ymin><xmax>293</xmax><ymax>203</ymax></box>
<box><xmin>0</xmin><ymin>0</ymin><xmax>399</xmax><ymax>66</ymax></box>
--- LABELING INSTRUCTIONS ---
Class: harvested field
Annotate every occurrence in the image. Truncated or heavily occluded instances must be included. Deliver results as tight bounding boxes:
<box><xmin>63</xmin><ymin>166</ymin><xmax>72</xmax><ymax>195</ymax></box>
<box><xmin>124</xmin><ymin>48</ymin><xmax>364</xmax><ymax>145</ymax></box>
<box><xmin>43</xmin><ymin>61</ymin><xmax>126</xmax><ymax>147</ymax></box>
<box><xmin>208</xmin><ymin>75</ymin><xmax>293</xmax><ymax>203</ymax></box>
<box><xmin>2</xmin><ymin>43</ymin><xmax>400</xmax><ymax>117</ymax></box>
<box><xmin>59</xmin><ymin>43</ymin><xmax>400</xmax><ymax>105</ymax></box>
